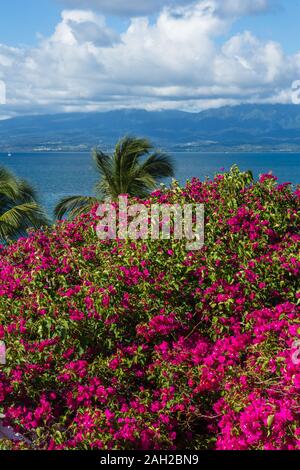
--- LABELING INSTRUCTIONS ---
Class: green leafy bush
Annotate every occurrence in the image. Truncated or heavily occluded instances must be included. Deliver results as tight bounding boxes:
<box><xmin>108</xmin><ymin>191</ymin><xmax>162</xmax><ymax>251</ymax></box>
<box><xmin>0</xmin><ymin>167</ymin><xmax>299</xmax><ymax>450</ymax></box>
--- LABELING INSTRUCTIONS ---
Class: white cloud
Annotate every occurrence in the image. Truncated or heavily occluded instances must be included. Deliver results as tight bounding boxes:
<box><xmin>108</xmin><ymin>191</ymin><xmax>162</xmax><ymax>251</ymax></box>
<box><xmin>217</xmin><ymin>0</ymin><xmax>270</xmax><ymax>16</ymax></box>
<box><xmin>0</xmin><ymin>0</ymin><xmax>297</xmax><ymax>117</ymax></box>
<box><xmin>215</xmin><ymin>31</ymin><xmax>285</xmax><ymax>85</ymax></box>
<box><xmin>58</xmin><ymin>0</ymin><xmax>272</xmax><ymax>16</ymax></box>
<box><xmin>58</xmin><ymin>0</ymin><xmax>190</xmax><ymax>16</ymax></box>
<box><xmin>51</xmin><ymin>10</ymin><xmax>119</xmax><ymax>46</ymax></box>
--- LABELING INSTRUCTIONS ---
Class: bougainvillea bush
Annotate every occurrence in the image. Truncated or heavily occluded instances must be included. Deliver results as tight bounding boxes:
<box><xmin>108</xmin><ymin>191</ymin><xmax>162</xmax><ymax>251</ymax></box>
<box><xmin>0</xmin><ymin>167</ymin><xmax>299</xmax><ymax>450</ymax></box>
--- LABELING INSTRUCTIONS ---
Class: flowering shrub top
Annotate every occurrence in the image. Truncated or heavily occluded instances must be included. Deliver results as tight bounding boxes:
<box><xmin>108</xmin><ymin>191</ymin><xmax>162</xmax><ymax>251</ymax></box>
<box><xmin>0</xmin><ymin>167</ymin><xmax>299</xmax><ymax>450</ymax></box>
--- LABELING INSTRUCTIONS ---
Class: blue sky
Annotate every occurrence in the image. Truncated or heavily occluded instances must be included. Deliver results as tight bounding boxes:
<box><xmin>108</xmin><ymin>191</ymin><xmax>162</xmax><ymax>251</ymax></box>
<box><xmin>0</xmin><ymin>0</ymin><xmax>299</xmax><ymax>117</ymax></box>
<box><xmin>230</xmin><ymin>0</ymin><xmax>300</xmax><ymax>55</ymax></box>
<box><xmin>0</xmin><ymin>0</ymin><xmax>130</xmax><ymax>46</ymax></box>
<box><xmin>0</xmin><ymin>0</ymin><xmax>299</xmax><ymax>52</ymax></box>
<box><xmin>0</xmin><ymin>1</ymin><xmax>61</xmax><ymax>46</ymax></box>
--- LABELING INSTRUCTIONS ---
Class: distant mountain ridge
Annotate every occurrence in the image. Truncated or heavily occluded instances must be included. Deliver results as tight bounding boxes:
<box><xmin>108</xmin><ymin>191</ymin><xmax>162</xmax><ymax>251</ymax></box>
<box><xmin>1</xmin><ymin>104</ymin><xmax>300</xmax><ymax>152</ymax></box>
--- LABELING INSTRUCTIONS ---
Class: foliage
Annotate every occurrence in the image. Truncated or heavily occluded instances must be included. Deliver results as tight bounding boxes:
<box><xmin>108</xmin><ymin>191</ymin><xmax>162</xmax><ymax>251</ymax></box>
<box><xmin>0</xmin><ymin>167</ymin><xmax>299</xmax><ymax>450</ymax></box>
<box><xmin>54</xmin><ymin>136</ymin><xmax>174</xmax><ymax>219</ymax></box>
<box><xmin>0</xmin><ymin>167</ymin><xmax>48</xmax><ymax>242</ymax></box>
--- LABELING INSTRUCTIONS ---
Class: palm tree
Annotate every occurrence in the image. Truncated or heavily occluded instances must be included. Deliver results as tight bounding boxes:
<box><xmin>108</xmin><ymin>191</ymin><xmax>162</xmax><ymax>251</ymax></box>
<box><xmin>0</xmin><ymin>167</ymin><xmax>49</xmax><ymax>242</ymax></box>
<box><xmin>55</xmin><ymin>136</ymin><xmax>175</xmax><ymax>219</ymax></box>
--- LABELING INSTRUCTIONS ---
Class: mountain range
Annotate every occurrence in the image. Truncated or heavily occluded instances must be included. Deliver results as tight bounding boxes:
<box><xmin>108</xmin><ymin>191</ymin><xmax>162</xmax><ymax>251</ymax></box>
<box><xmin>1</xmin><ymin>104</ymin><xmax>300</xmax><ymax>152</ymax></box>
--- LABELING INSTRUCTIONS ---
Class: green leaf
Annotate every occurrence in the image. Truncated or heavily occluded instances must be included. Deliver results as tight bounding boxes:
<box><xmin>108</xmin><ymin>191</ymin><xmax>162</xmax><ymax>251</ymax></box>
<box><xmin>267</xmin><ymin>414</ymin><xmax>275</xmax><ymax>428</ymax></box>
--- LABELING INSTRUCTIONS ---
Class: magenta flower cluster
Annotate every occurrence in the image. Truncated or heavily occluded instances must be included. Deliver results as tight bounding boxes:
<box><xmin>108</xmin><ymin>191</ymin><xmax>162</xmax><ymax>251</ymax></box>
<box><xmin>0</xmin><ymin>167</ymin><xmax>299</xmax><ymax>450</ymax></box>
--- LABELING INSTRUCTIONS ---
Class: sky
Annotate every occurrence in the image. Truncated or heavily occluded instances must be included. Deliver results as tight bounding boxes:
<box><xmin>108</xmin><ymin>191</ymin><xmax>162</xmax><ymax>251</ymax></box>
<box><xmin>0</xmin><ymin>0</ymin><xmax>299</xmax><ymax>118</ymax></box>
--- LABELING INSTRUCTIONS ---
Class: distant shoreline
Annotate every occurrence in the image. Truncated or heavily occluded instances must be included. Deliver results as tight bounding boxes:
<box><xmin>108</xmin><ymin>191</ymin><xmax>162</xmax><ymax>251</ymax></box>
<box><xmin>1</xmin><ymin>150</ymin><xmax>300</xmax><ymax>155</ymax></box>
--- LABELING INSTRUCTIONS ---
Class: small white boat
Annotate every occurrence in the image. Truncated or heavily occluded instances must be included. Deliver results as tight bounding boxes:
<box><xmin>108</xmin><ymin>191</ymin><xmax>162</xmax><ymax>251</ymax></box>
<box><xmin>7</xmin><ymin>153</ymin><xmax>12</xmax><ymax>157</ymax></box>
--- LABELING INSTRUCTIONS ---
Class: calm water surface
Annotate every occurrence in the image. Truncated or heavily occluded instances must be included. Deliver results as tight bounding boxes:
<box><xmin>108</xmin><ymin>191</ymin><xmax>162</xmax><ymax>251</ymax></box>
<box><xmin>0</xmin><ymin>152</ymin><xmax>299</xmax><ymax>216</ymax></box>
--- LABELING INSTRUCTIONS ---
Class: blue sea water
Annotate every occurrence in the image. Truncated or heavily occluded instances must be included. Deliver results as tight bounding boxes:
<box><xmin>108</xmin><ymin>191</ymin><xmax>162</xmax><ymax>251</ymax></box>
<box><xmin>0</xmin><ymin>151</ymin><xmax>299</xmax><ymax>216</ymax></box>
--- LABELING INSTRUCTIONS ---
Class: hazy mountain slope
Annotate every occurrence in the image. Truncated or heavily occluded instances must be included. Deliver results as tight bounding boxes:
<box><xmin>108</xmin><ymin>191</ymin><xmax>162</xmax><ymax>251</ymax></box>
<box><xmin>1</xmin><ymin>104</ymin><xmax>300</xmax><ymax>152</ymax></box>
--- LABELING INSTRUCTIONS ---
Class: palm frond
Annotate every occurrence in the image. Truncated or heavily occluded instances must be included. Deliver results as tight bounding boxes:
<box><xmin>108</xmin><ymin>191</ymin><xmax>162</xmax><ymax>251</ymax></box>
<box><xmin>54</xmin><ymin>195</ymin><xmax>98</xmax><ymax>220</ymax></box>
<box><xmin>0</xmin><ymin>202</ymin><xmax>49</xmax><ymax>240</ymax></box>
<box><xmin>138</xmin><ymin>153</ymin><xmax>175</xmax><ymax>180</ymax></box>
<box><xmin>55</xmin><ymin>137</ymin><xmax>175</xmax><ymax>218</ymax></box>
<box><xmin>17</xmin><ymin>179</ymin><xmax>39</xmax><ymax>202</ymax></box>
<box><xmin>0</xmin><ymin>167</ymin><xmax>20</xmax><ymax>200</ymax></box>
<box><xmin>95</xmin><ymin>179</ymin><xmax>115</xmax><ymax>200</ymax></box>
<box><xmin>0</xmin><ymin>167</ymin><xmax>48</xmax><ymax>241</ymax></box>
<box><xmin>114</xmin><ymin>137</ymin><xmax>153</xmax><ymax>195</ymax></box>
<box><xmin>114</xmin><ymin>137</ymin><xmax>153</xmax><ymax>165</ymax></box>
<box><xmin>93</xmin><ymin>150</ymin><xmax>118</xmax><ymax>199</ymax></box>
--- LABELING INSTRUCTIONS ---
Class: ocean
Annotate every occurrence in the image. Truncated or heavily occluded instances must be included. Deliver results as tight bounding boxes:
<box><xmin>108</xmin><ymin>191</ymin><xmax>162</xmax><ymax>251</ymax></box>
<box><xmin>0</xmin><ymin>151</ymin><xmax>299</xmax><ymax>216</ymax></box>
